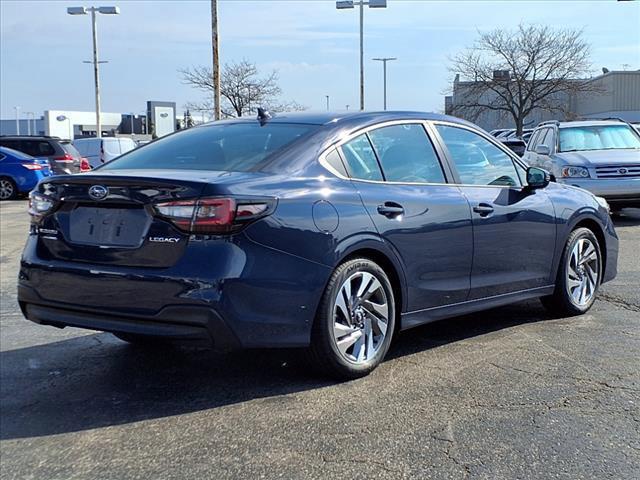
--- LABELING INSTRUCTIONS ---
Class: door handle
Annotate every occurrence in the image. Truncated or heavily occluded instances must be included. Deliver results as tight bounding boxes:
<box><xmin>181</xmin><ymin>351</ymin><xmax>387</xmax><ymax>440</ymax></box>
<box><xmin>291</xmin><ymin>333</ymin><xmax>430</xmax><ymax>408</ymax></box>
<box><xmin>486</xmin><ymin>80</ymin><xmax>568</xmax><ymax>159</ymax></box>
<box><xmin>377</xmin><ymin>202</ymin><xmax>405</xmax><ymax>218</ymax></box>
<box><xmin>473</xmin><ymin>203</ymin><xmax>494</xmax><ymax>217</ymax></box>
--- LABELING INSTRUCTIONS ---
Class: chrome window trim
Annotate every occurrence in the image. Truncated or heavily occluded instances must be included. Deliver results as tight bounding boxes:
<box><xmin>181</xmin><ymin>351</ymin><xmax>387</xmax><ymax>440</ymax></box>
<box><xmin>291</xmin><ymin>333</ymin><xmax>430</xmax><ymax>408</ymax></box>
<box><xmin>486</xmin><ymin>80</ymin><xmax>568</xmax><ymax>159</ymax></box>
<box><xmin>318</xmin><ymin>118</ymin><xmax>529</xmax><ymax>190</ymax></box>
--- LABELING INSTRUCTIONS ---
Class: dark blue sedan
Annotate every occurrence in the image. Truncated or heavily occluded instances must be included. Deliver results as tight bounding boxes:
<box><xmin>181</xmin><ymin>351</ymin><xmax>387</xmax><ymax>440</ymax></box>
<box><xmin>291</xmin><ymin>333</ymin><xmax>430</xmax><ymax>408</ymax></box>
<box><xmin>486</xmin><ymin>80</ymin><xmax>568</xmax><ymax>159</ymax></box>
<box><xmin>19</xmin><ymin>112</ymin><xmax>618</xmax><ymax>378</ymax></box>
<box><xmin>0</xmin><ymin>147</ymin><xmax>52</xmax><ymax>200</ymax></box>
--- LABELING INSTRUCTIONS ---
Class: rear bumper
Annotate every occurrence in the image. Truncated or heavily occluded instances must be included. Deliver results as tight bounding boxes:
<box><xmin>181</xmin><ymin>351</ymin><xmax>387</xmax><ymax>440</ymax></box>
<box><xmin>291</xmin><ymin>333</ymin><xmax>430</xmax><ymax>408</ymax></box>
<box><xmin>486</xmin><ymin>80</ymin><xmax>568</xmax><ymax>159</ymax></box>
<box><xmin>19</xmin><ymin>283</ymin><xmax>240</xmax><ymax>350</ymax></box>
<box><xmin>18</xmin><ymin>232</ymin><xmax>332</xmax><ymax>349</ymax></box>
<box><xmin>559</xmin><ymin>178</ymin><xmax>640</xmax><ymax>207</ymax></box>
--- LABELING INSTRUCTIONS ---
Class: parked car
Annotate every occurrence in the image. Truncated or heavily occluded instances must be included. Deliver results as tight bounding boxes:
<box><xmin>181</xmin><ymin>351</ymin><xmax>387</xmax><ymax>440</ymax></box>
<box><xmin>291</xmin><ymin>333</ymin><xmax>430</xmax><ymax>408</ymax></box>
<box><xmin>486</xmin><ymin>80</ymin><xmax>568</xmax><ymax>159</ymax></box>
<box><xmin>499</xmin><ymin>138</ymin><xmax>527</xmax><ymax>157</ymax></box>
<box><xmin>0</xmin><ymin>136</ymin><xmax>82</xmax><ymax>175</ymax></box>
<box><xmin>506</xmin><ymin>129</ymin><xmax>534</xmax><ymax>143</ymax></box>
<box><xmin>495</xmin><ymin>129</ymin><xmax>515</xmax><ymax>140</ymax></box>
<box><xmin>19</xmin><ymin>111</ymin><xmax>618</xmax><ymax>379</ymax></box>
<box><xmin>0</xmin><ymin>147</ymin><xmax>52</xmax><ymax>200</ymax></box>
<box><xmin>490</xmin><ymin>128</ymin><xmax>511</xmax><ymax>137</ymax></box>
<box><xmin>523</xmin><ymin>119</ymin><xmax>640</xmax><ymax>210</ymax></box>
<box><xmin>73</xmin><ymin>137</ymin><xmax>137</xmax><ymax>169</ymax></box>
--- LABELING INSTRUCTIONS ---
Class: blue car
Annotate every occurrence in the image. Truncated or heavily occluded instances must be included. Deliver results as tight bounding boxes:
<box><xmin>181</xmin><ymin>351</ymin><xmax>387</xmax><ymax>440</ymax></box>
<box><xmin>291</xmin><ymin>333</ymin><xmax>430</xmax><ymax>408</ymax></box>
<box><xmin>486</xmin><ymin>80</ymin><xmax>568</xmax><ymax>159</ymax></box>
<box><xmin>19</xmin><ymin>111</ymin><xmax>618</xmax><ymax>378</ymax></box>
<box><xmin>0</xmin><ymin>147</ymin><xmax>52</xmax><ymax>200</ymax></box>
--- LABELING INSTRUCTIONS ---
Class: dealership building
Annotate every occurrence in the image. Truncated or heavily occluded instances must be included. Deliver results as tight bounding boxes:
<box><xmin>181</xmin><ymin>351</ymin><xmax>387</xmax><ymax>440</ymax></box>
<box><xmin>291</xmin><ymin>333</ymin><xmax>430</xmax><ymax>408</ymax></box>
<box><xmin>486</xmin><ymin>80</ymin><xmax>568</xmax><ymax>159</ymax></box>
<box><xmin>0</xmin><ymin>101</ymin><xmax>177</xmax><ymax>140</ymax></box>
<box><xmin>445</xmin><ymin>70</ymin><xmax>640</xmax><ymax>131</ymax></box>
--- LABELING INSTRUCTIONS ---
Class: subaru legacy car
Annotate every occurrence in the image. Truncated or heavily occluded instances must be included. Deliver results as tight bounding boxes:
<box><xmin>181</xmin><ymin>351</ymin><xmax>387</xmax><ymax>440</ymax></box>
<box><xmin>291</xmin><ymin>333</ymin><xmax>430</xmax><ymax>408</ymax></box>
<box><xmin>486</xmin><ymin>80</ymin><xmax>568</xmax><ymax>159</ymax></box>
<box><xmin>523</xmin><ymin>119</ymin><xmax>640</xmax><ymax>210</ymax></box>
<box><xmin>19</xmin><ymin>111</ymin><xmax>618</xmax><ymax>379</ymax></box>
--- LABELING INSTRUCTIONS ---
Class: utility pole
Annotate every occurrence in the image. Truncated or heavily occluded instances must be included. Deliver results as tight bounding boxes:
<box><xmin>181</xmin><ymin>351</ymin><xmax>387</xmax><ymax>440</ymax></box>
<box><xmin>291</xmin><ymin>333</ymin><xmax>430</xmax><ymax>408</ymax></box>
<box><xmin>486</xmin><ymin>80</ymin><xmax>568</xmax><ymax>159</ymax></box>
<box><xmin>326</xmin><ymin>95</ymin><xmax>330</xmax><ymax>111</ymax></box>
<box><xmin>372</xmin><ymin>57</ymin><xmax>396</xmax><ymax>110</ymax></box>
<box><xmin>211</xmin><ymin>0</ymin><xmax>221</xmax><ymax>120</ymax></box>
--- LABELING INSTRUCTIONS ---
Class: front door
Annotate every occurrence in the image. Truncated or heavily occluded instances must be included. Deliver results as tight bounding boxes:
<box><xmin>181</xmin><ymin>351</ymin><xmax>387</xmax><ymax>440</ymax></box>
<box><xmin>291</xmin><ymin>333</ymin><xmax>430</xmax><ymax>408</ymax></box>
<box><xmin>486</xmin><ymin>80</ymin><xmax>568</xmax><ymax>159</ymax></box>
<box><xmin>432</xmin><ymin>123</ymin><xmax>557</xmax><ymax>299</ymax></box>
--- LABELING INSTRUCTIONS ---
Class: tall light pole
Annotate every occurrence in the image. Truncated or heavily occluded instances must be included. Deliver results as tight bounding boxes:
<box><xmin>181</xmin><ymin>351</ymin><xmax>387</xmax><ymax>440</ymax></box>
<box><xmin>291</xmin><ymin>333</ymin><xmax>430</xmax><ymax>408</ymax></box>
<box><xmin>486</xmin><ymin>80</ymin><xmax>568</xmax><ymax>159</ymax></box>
<box><xmin>67</xmin><ymin>6</ymin><xmax>120</xmax><ymax>138</ymax></box>
<box><xmin>13</xmin><ymin>106</ymin><xmax>20</xmax><ymax>135</ymax></box>
<box><xmin>372</xmin><ymin>57</ymin><xmax>396</xmax><ymax>110</ymax></box>
<box><xmin>211</xmin><ymin>0</ymin><xmax>221</xmax><ymax>120</ymax></box>
<box><xmin>336</xmin><ymin>0</ymin><xmax>388</xmax><ymax>111</ymax></box>
<box><xmin>325</xmin><ymin>95</ymin><xmax>330</xmax><ymax>111</ymax></box>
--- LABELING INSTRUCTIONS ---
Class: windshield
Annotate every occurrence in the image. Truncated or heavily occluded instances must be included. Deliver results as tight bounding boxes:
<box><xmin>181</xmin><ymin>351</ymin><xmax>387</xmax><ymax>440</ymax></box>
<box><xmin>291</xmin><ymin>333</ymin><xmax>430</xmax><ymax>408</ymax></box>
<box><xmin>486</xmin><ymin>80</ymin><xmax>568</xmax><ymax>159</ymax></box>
<box><xmin>101</xmin><ymin>122</ymin><xmax>318</xmax><ymax>172</ymax></box>
<box><xmin>559</xmin><ymin>125</ymin><xmax>640</xmax><ymax>152</ymax></box>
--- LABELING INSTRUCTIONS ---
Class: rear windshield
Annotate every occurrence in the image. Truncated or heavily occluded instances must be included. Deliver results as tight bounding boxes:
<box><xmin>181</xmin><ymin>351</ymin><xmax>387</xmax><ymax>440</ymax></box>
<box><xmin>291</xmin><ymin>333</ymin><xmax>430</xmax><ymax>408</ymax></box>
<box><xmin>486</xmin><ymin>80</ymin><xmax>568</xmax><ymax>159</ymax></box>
<box><xmin>559</xmin><ymin>125</ymin><xmax>640</xmax><ymax>152</ymax></box>
<box><xmin>61</xmin><ymin>142</ymin><xmax>81</xmax><ymax>158</ymax></box>
<box><xmin>101</xmin><ymin>122</ymin><xmax>318</xmax><ymax>172</ymax></box>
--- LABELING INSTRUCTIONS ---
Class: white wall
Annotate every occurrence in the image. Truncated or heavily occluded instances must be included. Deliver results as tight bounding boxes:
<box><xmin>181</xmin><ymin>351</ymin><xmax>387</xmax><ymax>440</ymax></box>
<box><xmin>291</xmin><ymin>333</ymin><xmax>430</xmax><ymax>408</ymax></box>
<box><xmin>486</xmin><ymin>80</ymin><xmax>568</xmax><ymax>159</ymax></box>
<box><xmin>44</xmin><ymin>110</ymin><xmax>122</xmax><ymax>139</ymax></box>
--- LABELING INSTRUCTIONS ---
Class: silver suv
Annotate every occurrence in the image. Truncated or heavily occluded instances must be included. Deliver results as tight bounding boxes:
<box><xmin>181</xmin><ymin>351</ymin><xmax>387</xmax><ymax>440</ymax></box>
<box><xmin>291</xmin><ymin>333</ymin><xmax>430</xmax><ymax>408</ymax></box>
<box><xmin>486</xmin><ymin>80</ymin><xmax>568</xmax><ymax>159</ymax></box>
<box><xmin>523</xmin><ymin>119</ymin><xmax>640</xmax><ymax>210</ymax></box>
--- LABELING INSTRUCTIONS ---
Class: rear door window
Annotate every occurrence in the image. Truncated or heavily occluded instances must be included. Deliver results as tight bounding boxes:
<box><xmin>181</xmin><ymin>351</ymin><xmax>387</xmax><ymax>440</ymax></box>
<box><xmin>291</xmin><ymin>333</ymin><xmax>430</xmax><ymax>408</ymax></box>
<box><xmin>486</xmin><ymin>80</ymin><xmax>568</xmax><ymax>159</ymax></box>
<box><xmin>340</xmin><ymin>134</ymin><xmax>383</xmax><ymax>181</ymax></box>
<box><xmin>367</xmin><ymin>124</ymin><xmax>446</xmax><ymax>183</ymax></box>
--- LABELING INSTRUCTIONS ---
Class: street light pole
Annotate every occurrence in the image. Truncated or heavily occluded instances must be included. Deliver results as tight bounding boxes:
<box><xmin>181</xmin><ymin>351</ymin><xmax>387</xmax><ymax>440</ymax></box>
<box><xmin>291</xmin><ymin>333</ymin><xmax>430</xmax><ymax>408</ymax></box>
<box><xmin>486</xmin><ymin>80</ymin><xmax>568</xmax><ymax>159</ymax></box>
<box><xmin>326</xmin><ymin>95</ymin><xmax>330</xmax><ymax>111</ymax></box>
<box><xmin>336</xmin><ymin>0</ymin><xmax>388</xmax><ymax>111</ymax></box>
<box><xmin>211</xmin><ymin>0</ymin><xmax>221</xmax><ymax>121</ymax></box>
<box><xmin>372</xmin><ymin>57</ymin><xmax>396</xmax><ymax>110</ymax></box>
<box><xmin>67</xmin><ymin>6</ymin><xmax>119</xmax><ymax>138</ymax></box>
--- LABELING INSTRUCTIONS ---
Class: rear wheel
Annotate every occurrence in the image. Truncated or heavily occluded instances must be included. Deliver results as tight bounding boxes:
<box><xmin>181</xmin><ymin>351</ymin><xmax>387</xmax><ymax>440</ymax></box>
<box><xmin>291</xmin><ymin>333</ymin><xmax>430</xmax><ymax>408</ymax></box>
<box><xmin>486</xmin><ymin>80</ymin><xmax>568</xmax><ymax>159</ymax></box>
<box><xmin>308</xmin><ymin>258</ymin><xmax>396</xmax><ymax>379</ymax></box>
<box><xmin>541</xmin><ymin>227</ymin><xmax>601</xmax><ymax>316</ymax></box>
<box><xmin>0</xmin><ymin>177</ymin><xmax>17</xmax><ymax>200</ymax></box>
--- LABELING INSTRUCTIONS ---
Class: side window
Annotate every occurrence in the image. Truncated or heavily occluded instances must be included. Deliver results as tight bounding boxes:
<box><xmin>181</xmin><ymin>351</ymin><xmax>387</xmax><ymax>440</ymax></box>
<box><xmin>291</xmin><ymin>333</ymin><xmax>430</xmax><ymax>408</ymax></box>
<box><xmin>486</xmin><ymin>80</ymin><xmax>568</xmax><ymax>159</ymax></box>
<box><xmin>540</xmin><ymin>129</ymin><xmax>555</xmax><ymax>151</ymax></box>
<box><xmin>323</xmin><ymin>148</ymin><xmax>348</xmax><ymax>177</ymax></box>
<box><xmin>435</xmin><ymin>125</ymin><xmax>521</xmax><ymax>187</ymax></box>
<box><xmin>527</xmin><ymin>130</ymin><xmax>542</xmax><ymax>151</ymax></box>
<box><xmin>367</xmin><ymin>124</ymin><xmax>446</xmax><ymax>183</ymax></box>
<box><xmin>340</xmin><ymin>134</ymin><xmax>383</xmax><ymax>181</ymax></box>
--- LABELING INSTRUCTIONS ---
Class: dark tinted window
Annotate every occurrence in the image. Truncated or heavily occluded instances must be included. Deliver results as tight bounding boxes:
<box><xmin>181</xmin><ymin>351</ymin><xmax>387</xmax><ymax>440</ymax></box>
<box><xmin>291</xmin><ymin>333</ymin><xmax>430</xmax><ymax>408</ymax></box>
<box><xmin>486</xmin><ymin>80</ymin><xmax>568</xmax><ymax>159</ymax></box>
<box><xmin>323</xmin><ymin>148</ymin><xmax>348</xmax><ymax>177</ymax></box>
<box><xmin>368</xmin><ymin>124</ymin><xmax>445</xmax><ymax>183</ymax></box>
<box><xmin>340</xmin><ymin>134</ymin><xmax>383</xmax><ymax>181</ymax></box>
<box><xmin>102</xmin><ymin>123</ymin><xmax>317</xmax><ymax>172</ymax></box>
<box><xmin>61</xmin><ymin>142</ymin><xmax>81</xmax><ymax>159</ymax></box>
<box><xmin>436</xmin><ymin>125</ymin><xmax>521</xmax><ymax>187</ymax></box>
<box><xmin>21</xmin><ymin>140</ymin><xmax>55</xmax><ymax>157</ymax></box>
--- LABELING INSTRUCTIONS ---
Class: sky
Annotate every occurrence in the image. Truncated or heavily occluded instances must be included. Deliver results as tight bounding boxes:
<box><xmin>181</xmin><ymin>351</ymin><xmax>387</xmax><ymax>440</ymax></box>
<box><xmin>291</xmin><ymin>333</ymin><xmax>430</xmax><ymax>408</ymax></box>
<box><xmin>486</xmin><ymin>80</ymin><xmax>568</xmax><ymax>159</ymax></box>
<box><xmin>1</xmin><ymin>0</ymin><xmax>639</xmax><ymax>120</ymax></box>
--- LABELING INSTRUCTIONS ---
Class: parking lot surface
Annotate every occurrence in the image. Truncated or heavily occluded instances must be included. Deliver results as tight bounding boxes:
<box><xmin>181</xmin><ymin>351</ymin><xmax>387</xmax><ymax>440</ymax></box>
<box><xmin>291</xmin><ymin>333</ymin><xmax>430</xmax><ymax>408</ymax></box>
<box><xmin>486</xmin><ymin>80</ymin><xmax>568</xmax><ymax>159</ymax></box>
<box><xmin>1</xmin><ymin>200</ymin><xmax>638</xmax><ymax>479</ymax></box>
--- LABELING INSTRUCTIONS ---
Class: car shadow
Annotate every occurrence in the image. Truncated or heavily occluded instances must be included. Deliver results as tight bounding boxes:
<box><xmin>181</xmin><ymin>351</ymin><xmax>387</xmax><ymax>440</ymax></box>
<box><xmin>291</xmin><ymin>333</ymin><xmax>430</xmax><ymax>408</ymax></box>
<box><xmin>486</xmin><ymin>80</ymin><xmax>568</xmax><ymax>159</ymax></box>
<box><xmin>0</xmin><ymin>300</ymin><xmax>556</xmax><ymax>440</ymax></box>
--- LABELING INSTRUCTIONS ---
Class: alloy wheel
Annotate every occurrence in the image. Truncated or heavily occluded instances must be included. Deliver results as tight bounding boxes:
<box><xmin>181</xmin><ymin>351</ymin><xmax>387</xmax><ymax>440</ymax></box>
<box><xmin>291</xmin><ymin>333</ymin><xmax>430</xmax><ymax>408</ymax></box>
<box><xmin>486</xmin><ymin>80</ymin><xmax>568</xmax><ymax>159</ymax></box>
<box><xmin>566</xmin><ymin>238</ymin><xmax>599</xmax><ymax>306</ymax></box>
<box><xmin>332</xmin><ymin>271</ymin><xmax>390</xmax><ymax>364</ymax></box>
<box><xmin>0</xmin><ymin>179</ymin><xmax>15</xmax><ymax>200</ymax></box>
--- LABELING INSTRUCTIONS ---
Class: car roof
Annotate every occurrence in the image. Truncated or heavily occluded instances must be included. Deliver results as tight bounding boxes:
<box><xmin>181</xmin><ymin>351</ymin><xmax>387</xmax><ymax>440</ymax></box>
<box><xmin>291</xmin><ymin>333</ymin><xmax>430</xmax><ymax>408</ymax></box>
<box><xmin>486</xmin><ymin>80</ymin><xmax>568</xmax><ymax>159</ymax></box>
<box><xmin>0</xmin><ymin>135</ymin><xmax>59</xmax><ymax>140</ymax></box>
<box><xmin>205</xmin><ymin>110</ymin><xmax>473</xmax><ymax>127</ymax></box>
<box><xmin>556</xmin><ymin>120</ymin><xmax>630</xmax><ymax>128</ymax></box>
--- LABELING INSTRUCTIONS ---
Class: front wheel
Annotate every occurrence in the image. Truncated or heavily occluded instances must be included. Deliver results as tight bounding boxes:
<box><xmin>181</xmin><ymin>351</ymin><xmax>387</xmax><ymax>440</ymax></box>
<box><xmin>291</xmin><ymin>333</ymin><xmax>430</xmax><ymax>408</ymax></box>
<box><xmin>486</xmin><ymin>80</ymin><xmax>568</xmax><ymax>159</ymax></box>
<box><xmin>308</xmin><ymin>258</ymin><xmax>396</xmax><ymax>379</ymax></box>
<box><xmin>541</xmin><ymin>227</ymin><xmax>601</xmax><ymax>316</ymax></box>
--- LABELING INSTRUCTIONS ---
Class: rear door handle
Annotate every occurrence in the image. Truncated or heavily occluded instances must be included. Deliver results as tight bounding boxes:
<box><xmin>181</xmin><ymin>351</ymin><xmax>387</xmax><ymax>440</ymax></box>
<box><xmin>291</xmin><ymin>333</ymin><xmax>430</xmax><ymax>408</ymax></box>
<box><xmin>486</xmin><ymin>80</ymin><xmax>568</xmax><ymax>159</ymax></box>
<box><xmin>473</xmin><ymin>203</ymin><xmax>494</xmax><ymax>217</ymax></box>
<box><xmin>377</xmin><ymin>202</ymin><xmax>405</xmax><ymax>218</ymax></box>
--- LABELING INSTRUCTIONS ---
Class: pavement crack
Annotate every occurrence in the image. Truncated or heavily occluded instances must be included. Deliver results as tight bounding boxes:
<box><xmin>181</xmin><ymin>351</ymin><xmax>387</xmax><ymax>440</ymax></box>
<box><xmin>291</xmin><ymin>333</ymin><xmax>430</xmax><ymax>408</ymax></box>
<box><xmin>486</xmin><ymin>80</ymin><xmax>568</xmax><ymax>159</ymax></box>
<box><xmin>597</xmin><ymin>293</ymin><xmax>640</xmax><ymax>312</ymax></box>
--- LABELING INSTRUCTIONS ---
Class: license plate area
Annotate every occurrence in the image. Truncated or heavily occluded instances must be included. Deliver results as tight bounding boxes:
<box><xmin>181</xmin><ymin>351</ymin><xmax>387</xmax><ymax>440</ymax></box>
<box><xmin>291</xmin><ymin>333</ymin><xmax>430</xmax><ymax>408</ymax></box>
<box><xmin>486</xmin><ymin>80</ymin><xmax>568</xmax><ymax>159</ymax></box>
<box><xmin>68</xmin><ymin>206</ymin><xmax>151</xmax><ymax>247</ymax></box>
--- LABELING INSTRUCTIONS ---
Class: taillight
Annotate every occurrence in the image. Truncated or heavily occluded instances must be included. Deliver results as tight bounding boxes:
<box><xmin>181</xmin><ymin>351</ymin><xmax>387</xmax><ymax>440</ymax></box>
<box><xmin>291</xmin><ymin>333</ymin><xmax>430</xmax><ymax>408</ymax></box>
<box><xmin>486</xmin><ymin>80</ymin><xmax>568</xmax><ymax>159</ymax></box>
<box><xmin>54</xmin><ymin>153</ymin><xmax>75</xmax><ymax>163</ymax></box>
<box><xmin>28</xmin><ymin>192</ymin><xmax>55</xmax><ymax>219</ymax></box>
<box><xmin>21</xmin><ymin>163</ymin><xmax>43</xmax><ymax>170</ymax></box>
<box><xmin>155</xmin><ymin>197</ymin><xmax>273</xmax><ymax>234</ymax></box>
<box><xmin>80</xmin><ymin>158</ymin><xmax>91</xmax><ymax>172</ymax></box>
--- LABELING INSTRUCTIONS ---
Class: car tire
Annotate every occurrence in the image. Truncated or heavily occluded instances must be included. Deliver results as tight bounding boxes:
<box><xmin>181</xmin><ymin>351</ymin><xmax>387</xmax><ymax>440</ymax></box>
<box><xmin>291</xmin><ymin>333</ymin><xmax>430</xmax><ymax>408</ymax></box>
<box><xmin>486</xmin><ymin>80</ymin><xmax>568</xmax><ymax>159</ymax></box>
<box><xmin>307</xmin><ymin>258</ymin><xmax>396</xmax><ymax>379</ymax></box>
<box><xmin>0</xmin><ymin>177</ymin><xmax>18</xmax><ymax>201</ymax></box>
<box><xmin>541</xmin><ymin>227</ymin><xmax>602</xmax><ymax>316</ymax></box>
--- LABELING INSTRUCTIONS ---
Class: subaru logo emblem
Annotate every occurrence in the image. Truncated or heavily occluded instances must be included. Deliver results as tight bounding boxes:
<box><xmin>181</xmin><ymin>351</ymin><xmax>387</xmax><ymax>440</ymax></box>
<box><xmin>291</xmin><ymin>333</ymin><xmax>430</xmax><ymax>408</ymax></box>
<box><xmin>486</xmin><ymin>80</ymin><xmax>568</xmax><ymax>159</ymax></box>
<box><xmin>618</xmin><ymin>168</ymin><xmax>628</xmax><ymax>175</ymax></box>
<box><xmin>88</xmin><ymin>185</ymin><xmax>108</xmax><ymax>200</ymax></box>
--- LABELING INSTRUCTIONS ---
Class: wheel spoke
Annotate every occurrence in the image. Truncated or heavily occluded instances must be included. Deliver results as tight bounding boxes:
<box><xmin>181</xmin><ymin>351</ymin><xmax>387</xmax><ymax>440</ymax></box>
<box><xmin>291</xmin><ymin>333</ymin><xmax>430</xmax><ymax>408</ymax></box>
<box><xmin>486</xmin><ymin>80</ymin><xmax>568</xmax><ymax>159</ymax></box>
<box><xmin>567</xmin><ymin>276</ymin><xmax>582</xmax><ymax>290</ymax></box>
<box><xmin>365</xmin><ymin>319</ymin><xmax>374</xmax><ymax>360</ymax></box>
<box><xmin>352</xmin><ymin>332</ymin><xmax>366</xmax><ymax>362</ymax></box>
<box><xmin>337</xmin><ymin>330</ymin><xmax>362</xmax><ymax>356</ymax></box>
<box><xmin>334</xmin><ymin>322</ymin><xmax>357</xmax><ymax>340</ymax></box>
<box><xmin>335</xmin><ymin>289</ymin><xmax>351</xmax><ymax>324</ymax></box>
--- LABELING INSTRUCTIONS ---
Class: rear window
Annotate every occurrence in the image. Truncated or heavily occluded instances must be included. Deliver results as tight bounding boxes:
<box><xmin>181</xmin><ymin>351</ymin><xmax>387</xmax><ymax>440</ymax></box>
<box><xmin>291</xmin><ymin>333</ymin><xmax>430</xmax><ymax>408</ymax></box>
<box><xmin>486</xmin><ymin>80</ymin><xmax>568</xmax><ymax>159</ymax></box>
<box><xmin>61</xmin><ymin>142</ymin><xmax>81</xmax><ymax>158</ymax></box>
<box><xmin>101</xmin><ymin>123</ymin><xmax>318</xmax><ymax>172</ymax></box>
<box><xmin>559</xmin><ymin>125</ymin><xmax>640</xmax><ymax>152</ymax></box>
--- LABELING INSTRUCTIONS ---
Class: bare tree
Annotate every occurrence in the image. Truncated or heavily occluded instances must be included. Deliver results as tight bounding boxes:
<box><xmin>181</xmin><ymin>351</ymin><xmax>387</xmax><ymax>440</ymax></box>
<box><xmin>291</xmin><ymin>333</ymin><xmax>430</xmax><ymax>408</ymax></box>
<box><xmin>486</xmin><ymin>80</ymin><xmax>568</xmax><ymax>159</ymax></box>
<box><xmin>448</xmin><ymin>24</ymin><xmax>601</xmax><ymax>135</ymax></box>
<box><xmin>180</xmin><ymin>60</ymin><xmax>306</xmax><ymax>118</ymax></box>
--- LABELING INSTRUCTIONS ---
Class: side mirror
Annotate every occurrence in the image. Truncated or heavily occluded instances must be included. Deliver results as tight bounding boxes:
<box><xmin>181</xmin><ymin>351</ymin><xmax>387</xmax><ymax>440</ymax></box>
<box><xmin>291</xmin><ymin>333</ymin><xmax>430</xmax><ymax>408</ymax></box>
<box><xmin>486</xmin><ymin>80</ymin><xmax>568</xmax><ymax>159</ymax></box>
<box><xmin>534</xmin><ymin>144</ymin><xmax>551</xmax><ymax>156</ymax></box>
<box><xmin>526</xmin><ymin>166</ymin><xmax>551</xmax><ymax>189</ymax></box>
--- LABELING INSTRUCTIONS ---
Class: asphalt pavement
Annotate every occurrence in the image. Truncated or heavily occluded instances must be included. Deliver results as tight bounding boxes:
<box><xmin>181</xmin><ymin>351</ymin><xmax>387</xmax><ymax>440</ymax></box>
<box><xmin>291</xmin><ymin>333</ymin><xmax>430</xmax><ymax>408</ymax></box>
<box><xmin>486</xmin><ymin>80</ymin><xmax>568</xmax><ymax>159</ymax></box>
<box><xmin>1</xmin><ymin>200</ymin><xmax>638</xmax><ymax>479</ymax></box>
